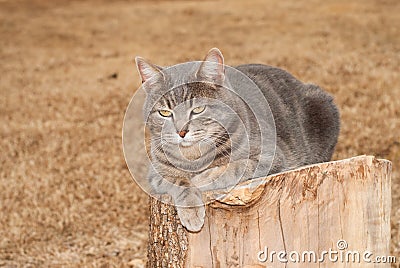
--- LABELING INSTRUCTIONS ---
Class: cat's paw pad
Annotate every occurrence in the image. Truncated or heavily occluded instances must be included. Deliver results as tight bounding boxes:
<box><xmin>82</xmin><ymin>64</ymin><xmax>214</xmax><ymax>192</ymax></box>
<box><xmin>176</xmin><ymin>206</ymin><xmax>205</xmax><ymax>232</ymax></box>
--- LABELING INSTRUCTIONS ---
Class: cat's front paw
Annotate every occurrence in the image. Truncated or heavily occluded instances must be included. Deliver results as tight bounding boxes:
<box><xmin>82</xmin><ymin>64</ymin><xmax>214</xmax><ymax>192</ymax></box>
<box><xmin>191</xmin><ymin>166</ymin><xmax>223</xmax><ymax>188</ymax></box>
<box><xmin>176</xmin><ymin>205</ymin><xmax>205</xmax><ymax>232</ymax></box>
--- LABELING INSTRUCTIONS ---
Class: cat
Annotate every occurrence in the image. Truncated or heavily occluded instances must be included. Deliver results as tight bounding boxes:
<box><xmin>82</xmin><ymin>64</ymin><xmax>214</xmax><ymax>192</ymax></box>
<box><xmin>135</xmin><ymin>48</ymin><xmax>340</xmax><ymax>232</ymax></box>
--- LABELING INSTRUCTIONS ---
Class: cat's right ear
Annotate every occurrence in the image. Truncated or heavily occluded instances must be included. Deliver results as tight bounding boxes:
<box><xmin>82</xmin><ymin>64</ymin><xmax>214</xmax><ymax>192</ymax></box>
<box><xmin>196</xmin><ymin>48</ymin><xmax>225</xmax><ymax>84</ymax></box>
<box><xmin>135</xmin><ymin>56</ymin><xmax>165</xmax><ymax>90</ymax></box>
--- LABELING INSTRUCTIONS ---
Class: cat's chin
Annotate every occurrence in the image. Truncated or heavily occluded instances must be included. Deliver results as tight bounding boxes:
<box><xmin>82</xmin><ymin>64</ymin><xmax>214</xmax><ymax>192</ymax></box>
<box><xmin>179</xmin><ymin>141</ymin><xmax>194</xmax><ymax>147</ymax></box>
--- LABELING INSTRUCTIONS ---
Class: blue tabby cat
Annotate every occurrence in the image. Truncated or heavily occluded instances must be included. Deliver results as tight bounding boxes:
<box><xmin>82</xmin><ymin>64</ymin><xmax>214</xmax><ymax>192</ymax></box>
<box><xmin>135</xmin><ymin>48</ymin><xmax>340</xmax><ymax>232</ymax></box>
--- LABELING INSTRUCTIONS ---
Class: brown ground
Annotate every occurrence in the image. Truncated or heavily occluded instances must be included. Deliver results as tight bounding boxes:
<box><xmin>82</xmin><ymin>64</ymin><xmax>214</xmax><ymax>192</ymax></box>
<box><xmin>1</xmin><ymin>0</ymin><xmax>399</xmax><ymax>266</ymax></box>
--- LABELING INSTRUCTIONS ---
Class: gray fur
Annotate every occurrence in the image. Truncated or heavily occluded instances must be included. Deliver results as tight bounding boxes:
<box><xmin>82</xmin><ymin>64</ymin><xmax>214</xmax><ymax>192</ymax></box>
<box><xmin>136</xmin><ymin>48</ymin><xmax>340</xmax><ymax>232</ymax></box>
<box><xmin>236</xmin><ymin>64</ymin><xmax>340</xmax><ymax>170</ymax></box>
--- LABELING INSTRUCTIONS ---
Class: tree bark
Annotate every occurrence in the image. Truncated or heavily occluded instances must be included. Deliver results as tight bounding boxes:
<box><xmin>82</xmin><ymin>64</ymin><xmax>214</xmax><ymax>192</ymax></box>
<box><xmin>147</xmin><ymin>155</ymin><xmax>392</xmax><ymax>267</ymax></box>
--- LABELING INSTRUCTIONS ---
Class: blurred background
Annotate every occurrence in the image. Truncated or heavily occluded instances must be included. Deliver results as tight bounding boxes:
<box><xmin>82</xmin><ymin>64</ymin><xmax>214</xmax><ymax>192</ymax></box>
<box><xmin>0</xmin><ymin>0</ymin><xmax>399</xmax><ymax>266</ymax></box>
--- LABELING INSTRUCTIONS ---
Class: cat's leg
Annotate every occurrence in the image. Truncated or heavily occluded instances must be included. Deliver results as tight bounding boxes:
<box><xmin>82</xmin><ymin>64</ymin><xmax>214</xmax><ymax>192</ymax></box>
<box><xmin>170</xmin><ymin>185</ymin><xmax>205</xmax><ymax>232</ymax></box>
<box><xmin>191</xmin><ymin>152</ymin><xmax>286</xmax><ymax>192</ymax></box>
<box><xmin>191</xmin><ymin>158</ymin><xmax>259</xmax><ymax>192</ymax></box>
<box><xmin>148</xmin><ymin>167</ymin><xmax>205</xmax><ymax>232</ymax></box>
<box><xmin>147</xmin><ymin>166</ymin><xmax>168</xmax><ymax>195</ymax></box>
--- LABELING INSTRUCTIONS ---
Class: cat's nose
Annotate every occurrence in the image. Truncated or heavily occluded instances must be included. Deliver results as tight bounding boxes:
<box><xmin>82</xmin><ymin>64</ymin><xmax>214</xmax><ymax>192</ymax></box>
<box><xmin>178</xmin><ymin>130</ymin><xmax>188</xmax><ymax>138</ymax></box>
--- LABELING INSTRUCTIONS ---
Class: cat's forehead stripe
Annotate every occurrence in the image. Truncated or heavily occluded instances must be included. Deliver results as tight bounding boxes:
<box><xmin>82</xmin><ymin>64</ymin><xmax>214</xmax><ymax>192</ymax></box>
<box><xmin>161</xmin><ymin>98</ymin><xmax>170</xmax><ymax>109</ymax></box>
<box><xmin>159</xmin><ymin>85</ymin><xmax>196</xmax><ymax>109</ymax></box>
<box><xmin>170</xmin><ymin>90</ymin><xmax>177</xmax><ymax>106</ymax></box>
<box><xmin>182</xmin><ymin>85</ymin><xmax>188</xmax><ymax>101</ymax></box>
<box><xmin>165</xmin><ymin>97</ymin><xmax>172</xmax><ymax>109</ymax></box>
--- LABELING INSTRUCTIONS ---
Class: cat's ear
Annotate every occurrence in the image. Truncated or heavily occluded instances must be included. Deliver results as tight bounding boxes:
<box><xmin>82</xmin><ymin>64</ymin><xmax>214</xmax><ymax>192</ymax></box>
<box><xmin>196</xmin><ymin>48</ymin><xmax>225</xmax><ymax>84</ymax></box>
<box><xmin>135</xmin><ymin>56</ymin><xmax>165</xmax><ymax>89</ymax></box>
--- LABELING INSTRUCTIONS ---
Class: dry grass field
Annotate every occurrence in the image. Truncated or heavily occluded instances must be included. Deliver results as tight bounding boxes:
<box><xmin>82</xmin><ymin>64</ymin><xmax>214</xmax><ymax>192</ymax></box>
<box><xmin>1</xmin><ymin>0</ymin><xmax>399</xmax><ymax>266</ymax></box>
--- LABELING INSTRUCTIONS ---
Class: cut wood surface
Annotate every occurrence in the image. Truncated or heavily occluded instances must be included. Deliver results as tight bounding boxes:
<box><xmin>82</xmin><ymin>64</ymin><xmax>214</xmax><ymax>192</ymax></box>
<box><xmin>147</xmin><ymin>155</ymin><xmax>392</xmax><ymax>267</ymax></box>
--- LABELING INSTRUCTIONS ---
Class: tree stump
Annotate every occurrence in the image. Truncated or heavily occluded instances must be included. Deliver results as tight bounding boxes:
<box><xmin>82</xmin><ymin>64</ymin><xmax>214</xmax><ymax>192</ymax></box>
<box><xmin>147</xmin><ymin>155</ymin><xmax>392</xmax><ymax>267</ymax></box>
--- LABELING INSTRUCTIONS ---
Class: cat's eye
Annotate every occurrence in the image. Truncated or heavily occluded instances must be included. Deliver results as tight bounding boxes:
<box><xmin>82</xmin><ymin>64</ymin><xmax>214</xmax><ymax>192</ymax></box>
<box><xmin>192</xmin><ymin>106</ymin><xmax>206</xmax><ymax>114</ymax></box>
<box><xmin>159</xmin><ymin>109</ymin><xmax>172</xmax><ymax>117</ymax></box>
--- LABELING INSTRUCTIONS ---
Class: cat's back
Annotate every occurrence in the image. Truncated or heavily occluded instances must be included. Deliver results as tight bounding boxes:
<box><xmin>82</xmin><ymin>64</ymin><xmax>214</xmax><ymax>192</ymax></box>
<box><xmin>234</xmin><ymin>63</ymin><xmax>332</xmax><ymax>122</ymax></box>
<box><xmin>235</xmin><ymin>63</ymin><xmax>307</xmax><ymax>100</ymax></box>
<box><xmin>234</xmin><ymin>63</ymin><xmax>338</xmax><ymax>117</ymax></box>
<box><xmin>234</xmin><ymin>63</ymin><xmax>340</xmax><ymax>167</ymax></box>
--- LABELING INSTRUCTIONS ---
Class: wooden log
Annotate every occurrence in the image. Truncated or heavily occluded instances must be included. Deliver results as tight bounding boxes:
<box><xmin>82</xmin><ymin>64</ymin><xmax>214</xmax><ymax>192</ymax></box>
<box><xmin>147</xmin><ymin>155</ymin><xmax>392</xmax><ymax>267</ymax></box>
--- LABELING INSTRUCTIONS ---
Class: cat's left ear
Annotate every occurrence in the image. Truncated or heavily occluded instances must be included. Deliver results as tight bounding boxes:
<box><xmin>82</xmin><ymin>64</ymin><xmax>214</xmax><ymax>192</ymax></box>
<box><xmin>196</xmin><ymin>48</ymin><xmax>225</xmax><ymax>84</ymax></box>
<box><xmin>135</xmin><ymin>56</ymin><xmax>165</xmax><ymax>89</ymax></box>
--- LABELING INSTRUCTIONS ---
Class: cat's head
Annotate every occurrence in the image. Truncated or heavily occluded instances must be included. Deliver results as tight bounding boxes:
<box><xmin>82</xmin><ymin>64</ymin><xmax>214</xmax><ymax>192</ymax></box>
<box><xmin>135</xmin><ymin>48</ymin><xmax>233</xmax><ymax>149</ymax></box>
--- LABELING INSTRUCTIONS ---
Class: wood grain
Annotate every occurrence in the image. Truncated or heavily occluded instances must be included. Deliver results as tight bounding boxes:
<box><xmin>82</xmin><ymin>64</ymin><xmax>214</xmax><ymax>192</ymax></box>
<box><xmin>148</xmin><ymin>156</ymin><xmax>392</xmax><ymax>267</ymax></box>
